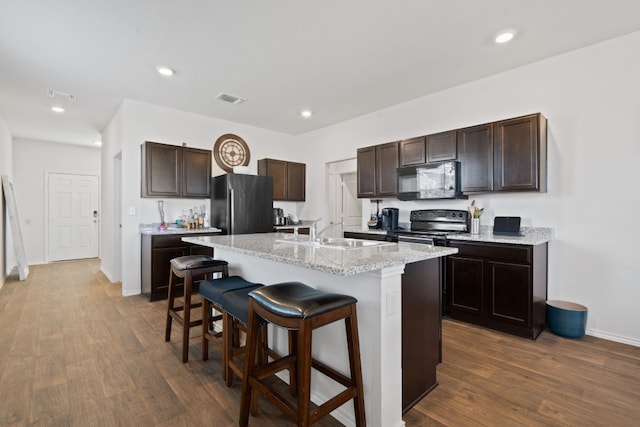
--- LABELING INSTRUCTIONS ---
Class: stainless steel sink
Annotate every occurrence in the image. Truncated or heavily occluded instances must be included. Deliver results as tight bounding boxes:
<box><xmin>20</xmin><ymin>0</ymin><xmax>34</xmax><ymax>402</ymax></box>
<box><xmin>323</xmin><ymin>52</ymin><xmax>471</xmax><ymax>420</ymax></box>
<box><xmin>276</xmin><ymin>236</ymin><xmax>393</xmax><ymax>249</ymax></box>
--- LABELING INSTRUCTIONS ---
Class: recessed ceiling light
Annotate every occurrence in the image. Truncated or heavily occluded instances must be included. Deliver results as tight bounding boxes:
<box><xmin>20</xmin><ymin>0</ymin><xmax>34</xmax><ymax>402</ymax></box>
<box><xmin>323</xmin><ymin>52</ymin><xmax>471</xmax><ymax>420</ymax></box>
<box><xmin>155</xmin><ymin>66</ymin><xmax>175</xmax><ymax>77</ymax></box>
<box><xmin>300</xmin><ymin>110</ymin><xmax>313</xmax><ymax>118</ymax></box>
<box><xmin>51</xmin><ymin>105</ymin><xmax>65</xmax><ymax>113</ymax></box>
<box><xmin>495</xmin><ymin>29</ymin><xmax>517</xmax><ymax>44</ymax></box>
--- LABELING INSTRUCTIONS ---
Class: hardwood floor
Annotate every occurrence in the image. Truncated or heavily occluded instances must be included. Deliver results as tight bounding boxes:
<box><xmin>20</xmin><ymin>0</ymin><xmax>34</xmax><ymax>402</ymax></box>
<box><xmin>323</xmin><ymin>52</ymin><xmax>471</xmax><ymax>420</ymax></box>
<box><xmin>407</xmin><ymin>317</ymin><xmax>640</xmax><ymax>426</ymax></box>
<box><xmin>0</xmin><ymin>259</ymin><xmax>638</xmax><ymax>426</ymax></box>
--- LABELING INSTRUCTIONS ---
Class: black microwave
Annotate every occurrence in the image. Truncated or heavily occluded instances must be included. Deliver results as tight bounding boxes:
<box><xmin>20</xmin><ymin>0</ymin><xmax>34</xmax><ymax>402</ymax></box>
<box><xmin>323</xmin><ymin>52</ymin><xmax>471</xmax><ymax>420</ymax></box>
<box><xmin>397</xmin><ymin>161</ymin><xmax>461</xmax><ymax>201</ymax></box>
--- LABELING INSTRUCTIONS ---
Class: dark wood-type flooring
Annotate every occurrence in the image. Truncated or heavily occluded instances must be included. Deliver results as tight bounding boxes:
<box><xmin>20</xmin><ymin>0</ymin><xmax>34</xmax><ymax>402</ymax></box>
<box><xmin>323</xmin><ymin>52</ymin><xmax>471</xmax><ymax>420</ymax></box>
<box><xmin>0</xmin><ymin>259</ymin><xmax>638</xmax><ymax>426</ymax></box>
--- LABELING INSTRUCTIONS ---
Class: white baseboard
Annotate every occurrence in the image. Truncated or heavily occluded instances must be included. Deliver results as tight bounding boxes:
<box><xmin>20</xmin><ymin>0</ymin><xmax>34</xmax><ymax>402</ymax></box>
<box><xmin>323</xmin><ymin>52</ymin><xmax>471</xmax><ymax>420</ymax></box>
<box><xmin>99</xmin><ymin>265</ymin><xmax>115</xmax><ymax>282</ymax></box>
<box><xmin>586</xmin><ymin>328</ymin><xmax>640</xmax><ymax>347</ymax></box>
<box><xmin>122</xmin><ymin>289</ymin><xmax>141</xmax><ymax>297</ymax></box>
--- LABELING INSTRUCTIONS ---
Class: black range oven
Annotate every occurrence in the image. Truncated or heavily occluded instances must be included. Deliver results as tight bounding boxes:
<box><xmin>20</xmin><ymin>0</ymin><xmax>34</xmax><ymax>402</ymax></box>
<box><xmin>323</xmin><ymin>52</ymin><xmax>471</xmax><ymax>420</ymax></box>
<box><xmin>391</xmin><ymin>209</ymin><xmax>469</xmax><ymax>243</ymax></box>
<box><xmin>390</xmin><ymin>209</ymin><xmax>470</xmax><ymax>315</ymax></box>
<box><xmin>393</xmin><ymin>230</ymin><xmax>450</xmax><ymax>246</ymax></box>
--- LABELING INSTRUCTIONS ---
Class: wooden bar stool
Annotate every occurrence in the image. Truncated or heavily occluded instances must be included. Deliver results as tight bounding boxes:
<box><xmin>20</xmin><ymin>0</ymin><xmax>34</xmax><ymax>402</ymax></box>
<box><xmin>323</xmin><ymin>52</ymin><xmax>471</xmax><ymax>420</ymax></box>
<box><xmin>165</xmin><ymin>255</ymin><xmax>228</xmax><ymax>363</ymax></box>
<box><xmin>219</xmin><ymin>284</ymin><xmax>269</xmax><ymax>386</ymax></box>
<box><xmin>239</xmin><ymin>282</ymin><xmax>366</xmax><ymax>427</ymax></box>
<box><xmin>202</xmin><ymin>282</ymin><xmax>286</xmax><ymax>388</ymax></box>
<box><xmin>199</xmin><ymin>277</ymin><xmax>263</xmax><ymax>381</ymax></box>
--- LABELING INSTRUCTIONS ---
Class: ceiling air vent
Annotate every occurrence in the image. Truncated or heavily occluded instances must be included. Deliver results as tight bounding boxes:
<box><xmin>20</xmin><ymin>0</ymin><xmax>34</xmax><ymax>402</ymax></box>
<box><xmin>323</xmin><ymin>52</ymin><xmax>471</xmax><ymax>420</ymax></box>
<box><xmin>215</xmin><ymin>92</ymin><xmax>246</xmax><ymax>105</ymax></box>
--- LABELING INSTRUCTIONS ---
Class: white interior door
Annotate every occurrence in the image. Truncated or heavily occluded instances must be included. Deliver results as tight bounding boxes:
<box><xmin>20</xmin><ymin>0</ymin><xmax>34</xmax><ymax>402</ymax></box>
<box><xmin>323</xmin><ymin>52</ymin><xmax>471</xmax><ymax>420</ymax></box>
<box><xmin>341</xmin><ymin>172</ymin><xmax>362</xmax><ymax>228</ymax></box>
<box><xmin>48</xmin><ymin>173</ymin><xmax>100</xmax><ymax>261</ymax></box>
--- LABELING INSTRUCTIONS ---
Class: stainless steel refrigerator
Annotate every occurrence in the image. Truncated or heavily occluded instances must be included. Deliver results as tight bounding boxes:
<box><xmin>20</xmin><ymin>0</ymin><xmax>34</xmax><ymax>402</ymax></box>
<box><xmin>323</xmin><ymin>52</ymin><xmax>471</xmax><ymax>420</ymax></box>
<box><xmin>210</xmin><ymin>173</ymin><xmax>274</xmax><ymax>234</ymax></box>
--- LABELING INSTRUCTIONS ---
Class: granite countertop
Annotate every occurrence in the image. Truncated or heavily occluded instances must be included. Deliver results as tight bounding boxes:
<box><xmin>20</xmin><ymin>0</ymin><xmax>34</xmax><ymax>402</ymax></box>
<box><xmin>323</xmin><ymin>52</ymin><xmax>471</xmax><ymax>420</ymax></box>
<box><xmin>182</xmin><ymin>232</ymin><xmax>457</xmax><ymax>276</ymax></box>
<box><xmin>140</xmin><ymin>226</ymin><xmax>222</xmax><ymax>236</ymax></box>
<box><xmin>345</xmin><ymin>226</ymin><xmax>552</xmax><ymax>246</ymax></box>
<box><xmin>448</xmin><ymin>226</ymin><xmax>553</xmax><ymax>245</ymax></box>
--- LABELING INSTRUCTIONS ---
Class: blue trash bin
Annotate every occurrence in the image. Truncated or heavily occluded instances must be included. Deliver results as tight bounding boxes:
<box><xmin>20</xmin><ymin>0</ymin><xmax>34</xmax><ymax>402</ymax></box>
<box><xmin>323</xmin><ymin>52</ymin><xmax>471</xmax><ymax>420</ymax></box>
<box><xmin>546</xmin><ymin>300</ymin><xmax>588</xmax><ymax>338</ymax></box>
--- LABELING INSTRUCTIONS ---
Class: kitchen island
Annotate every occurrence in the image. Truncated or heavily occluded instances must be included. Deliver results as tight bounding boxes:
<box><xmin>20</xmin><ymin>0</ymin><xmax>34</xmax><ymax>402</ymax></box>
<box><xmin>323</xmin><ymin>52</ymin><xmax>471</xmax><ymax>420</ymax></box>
<box><xmin>183</xmin><ymin>232</ymin><xmax>457</xmax><ymax>427</ymax></box>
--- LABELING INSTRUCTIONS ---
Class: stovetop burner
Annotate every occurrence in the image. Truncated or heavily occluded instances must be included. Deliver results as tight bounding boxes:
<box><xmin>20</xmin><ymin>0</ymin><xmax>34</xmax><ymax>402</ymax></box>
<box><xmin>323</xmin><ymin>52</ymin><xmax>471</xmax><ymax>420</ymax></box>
<box><xmin>407</xmin><ymin>209</ymin><xmax>470</xmax><ymax>236</ymax></box>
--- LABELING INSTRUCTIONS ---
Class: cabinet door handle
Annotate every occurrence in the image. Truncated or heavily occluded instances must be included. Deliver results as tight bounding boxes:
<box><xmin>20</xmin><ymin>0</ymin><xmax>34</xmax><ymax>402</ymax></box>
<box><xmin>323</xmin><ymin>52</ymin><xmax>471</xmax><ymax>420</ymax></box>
<box><xmin>229</xmin><ymin>188</ymin><xmax>234</xmax><ymax>234</ymax></box>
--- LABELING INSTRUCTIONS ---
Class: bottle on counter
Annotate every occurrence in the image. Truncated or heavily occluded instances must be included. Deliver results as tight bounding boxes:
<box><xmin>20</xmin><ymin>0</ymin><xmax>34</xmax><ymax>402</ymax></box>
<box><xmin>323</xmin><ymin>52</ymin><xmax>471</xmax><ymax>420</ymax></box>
<box><xmin>182</xmin><ymin>209</ymin><xmax>190</xmax><ymax>228</ymax></box>
<box><xmin>193</xmin><ymin>206</ymin><xmax>199</xmax><ymax>229</ymax></box>
<box><xmin>189</xmin><ymin>209</ymin><xmax>195</xmax><ymax>229</ymax></box>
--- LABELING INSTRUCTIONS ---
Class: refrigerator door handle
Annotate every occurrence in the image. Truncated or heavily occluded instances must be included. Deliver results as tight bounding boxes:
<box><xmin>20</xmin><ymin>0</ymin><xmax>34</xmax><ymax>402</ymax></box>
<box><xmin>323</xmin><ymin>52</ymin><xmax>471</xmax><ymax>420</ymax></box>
<box><xmin>228</xmin><ymin>188</ymin><xmax>234</xmax><ymax>234</ymax></box>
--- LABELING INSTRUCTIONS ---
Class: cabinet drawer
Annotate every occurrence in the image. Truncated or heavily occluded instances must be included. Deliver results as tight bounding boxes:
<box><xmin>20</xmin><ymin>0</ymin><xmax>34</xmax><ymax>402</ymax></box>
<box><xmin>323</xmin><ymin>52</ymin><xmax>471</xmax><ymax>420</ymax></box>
<box><xmin>449</xmin><ymin>241</ymin><xmax>531</xmax><ymax>264</ymax></box>
<box><xmin>152</xmin><ymin>235</ymin><xmax>185</xmax><ymax>248</ymax></box>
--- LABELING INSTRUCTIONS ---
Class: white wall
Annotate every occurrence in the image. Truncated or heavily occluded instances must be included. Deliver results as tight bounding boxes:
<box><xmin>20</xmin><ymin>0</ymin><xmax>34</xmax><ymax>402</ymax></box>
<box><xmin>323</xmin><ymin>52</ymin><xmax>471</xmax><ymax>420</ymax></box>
<box><xmin>295</xmin><ymin>31</ymin><xmax>640</xmax><ymax>345</ymax></box>
<box><xmin>12</xmin><ymin>138</ymin><xmax>101</xmax><ymax>264</ymax></box>
<box><xmin>101</xmin><ymin>99</ymin><xmax>301</xmax><ymax>296</ymax></box>
<box><xmin>100</xmin><ymin>103</ymin><xmax>125</xmax><ymax>283</ymax></box>
<box><xmin>0</xmin><ymin>115</ymin><xmax>13</xmax><ymax>280</ymax></box>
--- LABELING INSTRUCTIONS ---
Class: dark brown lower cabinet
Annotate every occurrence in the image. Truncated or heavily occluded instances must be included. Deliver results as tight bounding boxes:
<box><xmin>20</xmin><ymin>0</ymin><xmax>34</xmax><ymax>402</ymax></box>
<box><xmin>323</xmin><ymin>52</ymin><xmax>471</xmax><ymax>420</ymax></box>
<box><xmin>402</xmin><ymin>258</ymin><xmax>441</xmax><ymax>413</ymax></box>
<box><xmin>277</xmin><ymin>227</ymin><xmax>310</xmax><ymax>235</ymax></box>
<box><xmin>447</xmin><ymin>240</ymin><xmax>548</xmax><ymax>339</ymax></box>
<box><xmin>343</xmin><ymin>231</ymin><xmax>395</xmax><ymax>242</ymax></box>
<box><xmin>141</xmin><ymin>232</ymin><xmax>219</xmax><ymax>301</ymax></box>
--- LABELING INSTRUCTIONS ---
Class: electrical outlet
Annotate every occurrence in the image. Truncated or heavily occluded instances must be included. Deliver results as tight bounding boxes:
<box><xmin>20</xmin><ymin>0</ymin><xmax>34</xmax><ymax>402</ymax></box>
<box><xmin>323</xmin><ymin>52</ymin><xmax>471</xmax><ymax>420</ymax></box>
<box><xmin>128</xmin><ymin>207</ymin><xmax>136</xmax><ymax>215</ymax></box>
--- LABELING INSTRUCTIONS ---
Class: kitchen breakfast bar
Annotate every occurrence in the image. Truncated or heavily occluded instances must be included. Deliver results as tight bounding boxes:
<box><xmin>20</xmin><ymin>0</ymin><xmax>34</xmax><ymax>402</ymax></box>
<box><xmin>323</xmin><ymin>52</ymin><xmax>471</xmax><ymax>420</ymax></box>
<box><xmin>183</xmin><ymin>233</ymin><xmax>457</xmax><ymax>427</ymax></box>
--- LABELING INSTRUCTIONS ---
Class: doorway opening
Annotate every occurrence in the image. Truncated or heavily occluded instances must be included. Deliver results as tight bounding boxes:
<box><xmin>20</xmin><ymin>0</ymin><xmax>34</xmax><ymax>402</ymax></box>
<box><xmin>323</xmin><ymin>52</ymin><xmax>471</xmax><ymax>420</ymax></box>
<box><xmin>326</xmin><ymin>158</ymin><xmax>362</xmax><ymax>237</ymax></box>
<box><xmin>113</xmin><ymin>152</ymin><xmax>122</xmax><ymax>282</ymax></box>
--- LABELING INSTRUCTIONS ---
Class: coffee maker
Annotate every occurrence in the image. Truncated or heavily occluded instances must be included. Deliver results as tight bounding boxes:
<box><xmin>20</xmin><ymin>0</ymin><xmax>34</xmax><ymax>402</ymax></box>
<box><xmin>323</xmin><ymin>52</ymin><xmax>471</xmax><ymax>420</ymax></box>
<box><xmin>368</xmin><ymin>200</ymin><xmax>382</xmax><ymax>229</ymax></box>
<box><xmin>381</xmin><ymin>207</ymin><xmax>399</xmax><ymax>230</ymax></box>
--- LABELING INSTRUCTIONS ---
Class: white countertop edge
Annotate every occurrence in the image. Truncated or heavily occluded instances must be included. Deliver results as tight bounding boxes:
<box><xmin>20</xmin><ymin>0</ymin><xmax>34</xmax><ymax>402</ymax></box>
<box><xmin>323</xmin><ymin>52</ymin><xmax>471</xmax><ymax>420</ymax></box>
<box><xmin>140</xmin><ymin>227</ymin><xmax>222</xmax><ymax>235</ymax></box>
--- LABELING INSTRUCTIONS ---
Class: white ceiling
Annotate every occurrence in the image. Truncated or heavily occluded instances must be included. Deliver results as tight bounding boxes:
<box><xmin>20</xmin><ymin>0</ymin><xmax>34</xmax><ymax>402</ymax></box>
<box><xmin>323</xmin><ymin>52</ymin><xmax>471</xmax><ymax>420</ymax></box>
<box><xmin>2</xmin><ymin>1</ymin><xmax>640</xmax><ymax>147</ymax></box>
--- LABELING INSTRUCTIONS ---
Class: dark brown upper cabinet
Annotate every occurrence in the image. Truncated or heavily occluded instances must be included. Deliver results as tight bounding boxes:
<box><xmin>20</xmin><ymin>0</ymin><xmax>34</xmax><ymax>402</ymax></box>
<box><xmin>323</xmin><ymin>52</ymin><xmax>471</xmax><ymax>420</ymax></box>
<box><xmin>286</xmin><ymin>161</ymin><xmax>306</xmax><ymax>201</ymax></box>
<box><xmin>360</xmin><ymin>112</ymin><xmax>546</xmax><ymax>198</ymax></box>
<box><xmin>182</xmin><ymin>147</ymin><xmax>212</xmax><ymax>197</ymax></box>
<box><xmin>399</xmin><ymin>130</ymin><xmax>458</xmax><ymax>167</ymax></box>
<box><xmin>459</xmin><ymin>113</ymin><xmax>547</xmax><ymax>194</ymax></box>
<box><xmin>399</xmin><ymin>136</ymin><xmax>426</xmax><ymax>166</ymax></box>
<box><xmin>141</xmin><ymin>141</ymin><xmax>211</xmax><ymax>198</ymax></box>
<box><xmin>357</xmin><ymin>146</ymin><xmax>377</xmax><ymax>198</ymax></box>
<box><xmin>494</xmin><ymin>113</ymin><xmax>547</xmax><ymax>192</ymax></box>
<box><xmin>257</xmin><ymin>158</ymin><xmax>306</xmax><ymax>201</ymax></box>
<box><xmin>458</xmin><ymin>123</ymin><xmax>494</xmax><ymax>193</ymax></box>
<box><xmin>357</xmin><ymin>141</ymin><xmax>399</xmax><ymax>198</ymax></box>
<box><xmin>426</xmin><ymin>130</ymin><xmax>457</xmax><ymax>163</ymax></box>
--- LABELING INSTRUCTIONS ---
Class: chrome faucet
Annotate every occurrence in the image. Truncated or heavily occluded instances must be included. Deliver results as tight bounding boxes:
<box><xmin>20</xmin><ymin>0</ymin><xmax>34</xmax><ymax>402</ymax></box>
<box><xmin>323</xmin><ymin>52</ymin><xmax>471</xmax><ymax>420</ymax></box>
<box><xmin>316</xmin><ymin>222</ymin><xmax>344</xmax><ymax>240</ymax></box>
<box><xmin>309</xmin><ymin>218</ymin><xmax>323</xmax><ymax>242</ymax></box>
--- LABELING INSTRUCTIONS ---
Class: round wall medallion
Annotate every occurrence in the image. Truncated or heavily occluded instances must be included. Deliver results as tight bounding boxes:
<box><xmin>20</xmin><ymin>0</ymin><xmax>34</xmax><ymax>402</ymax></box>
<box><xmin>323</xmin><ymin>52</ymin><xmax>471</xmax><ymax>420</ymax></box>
<box><xmin>213</xmin><ymin>134</ymin><xmax>250</xmax><ymax>172</ymax></box>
